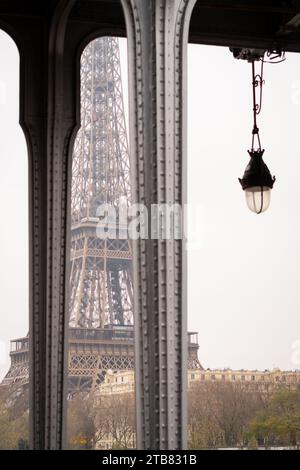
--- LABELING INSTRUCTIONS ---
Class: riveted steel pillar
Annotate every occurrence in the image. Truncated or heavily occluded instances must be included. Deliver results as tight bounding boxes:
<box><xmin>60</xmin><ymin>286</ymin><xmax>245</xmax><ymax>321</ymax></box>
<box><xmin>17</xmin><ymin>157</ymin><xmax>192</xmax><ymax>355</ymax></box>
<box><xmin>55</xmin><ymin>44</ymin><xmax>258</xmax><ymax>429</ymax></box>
<box><xmin>18</xmin><ymin>0</ymin><xmax>77</xmax><ymax>449</ymax></box>
<box><xmin>121</xmin><ymin>0</ymin><xmax>197</xmax><ymax>450</ymax></box>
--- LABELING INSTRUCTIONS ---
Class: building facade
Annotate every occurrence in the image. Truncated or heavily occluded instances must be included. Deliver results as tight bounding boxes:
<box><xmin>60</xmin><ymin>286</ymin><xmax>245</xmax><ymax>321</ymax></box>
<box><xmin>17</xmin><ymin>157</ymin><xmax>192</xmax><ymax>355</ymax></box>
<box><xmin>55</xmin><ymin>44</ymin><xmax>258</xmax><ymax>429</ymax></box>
<box><xmin>188</xmin><ymin>368</ymin><xmax>300</xmax><ymax>391</ymax></box>
<box><xmin>98</xmin><ymin>367</ymin><xmax>300</xmax><ymax>395</ymax></box>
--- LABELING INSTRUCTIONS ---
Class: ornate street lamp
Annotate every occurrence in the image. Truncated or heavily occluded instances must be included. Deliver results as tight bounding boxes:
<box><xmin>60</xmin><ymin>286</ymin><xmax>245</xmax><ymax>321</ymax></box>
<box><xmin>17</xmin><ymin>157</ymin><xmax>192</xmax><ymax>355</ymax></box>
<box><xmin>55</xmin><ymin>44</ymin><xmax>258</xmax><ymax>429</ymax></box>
<box><xmin>232</xmin><ymin>49</ymin><xmax>283</xmax><ymax>214</ymax></box>
<box><xmin>239</xmin><ymin>147</ymin><xmax>275</xmax><ymax>214</ymax></box>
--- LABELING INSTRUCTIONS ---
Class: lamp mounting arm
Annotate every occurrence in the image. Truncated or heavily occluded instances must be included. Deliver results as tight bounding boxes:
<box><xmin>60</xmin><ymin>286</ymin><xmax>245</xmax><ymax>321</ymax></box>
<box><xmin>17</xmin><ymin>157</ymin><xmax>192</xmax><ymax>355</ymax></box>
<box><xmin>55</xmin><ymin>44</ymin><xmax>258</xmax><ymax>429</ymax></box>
<box><xmin>251</xmin><ymin>59</ymin><xmax>264</xmax><ymax>152</ymax></box>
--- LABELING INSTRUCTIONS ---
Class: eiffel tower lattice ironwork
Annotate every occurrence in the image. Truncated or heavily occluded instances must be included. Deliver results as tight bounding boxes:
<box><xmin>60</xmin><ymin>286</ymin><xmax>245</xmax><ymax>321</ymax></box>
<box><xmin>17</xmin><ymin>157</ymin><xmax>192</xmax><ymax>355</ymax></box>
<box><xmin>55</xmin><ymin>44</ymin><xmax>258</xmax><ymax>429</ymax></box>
<box><xmin>1</xmin><ymin>37</ymin><xmax>202</xmax><ymax>393</ymax></box>
<box><xmin>70</xmin><ymin>37</ymin><xmax>133</xmax><ymax>330</ymax></box>
<box><xmin>68</xmin><ymin>36</ymin><xmax>134</xmax><ymax>390</ymax></box>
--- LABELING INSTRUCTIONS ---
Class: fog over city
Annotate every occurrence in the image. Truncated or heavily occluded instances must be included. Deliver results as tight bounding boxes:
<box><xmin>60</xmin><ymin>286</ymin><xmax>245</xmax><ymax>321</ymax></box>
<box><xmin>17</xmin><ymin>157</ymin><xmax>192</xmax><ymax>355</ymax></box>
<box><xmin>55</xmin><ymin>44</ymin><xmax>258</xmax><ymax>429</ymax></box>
<box><xmin>1</xmin><ymin>32</ymin><xmax>300</xmax><ymax>380</ymax></box>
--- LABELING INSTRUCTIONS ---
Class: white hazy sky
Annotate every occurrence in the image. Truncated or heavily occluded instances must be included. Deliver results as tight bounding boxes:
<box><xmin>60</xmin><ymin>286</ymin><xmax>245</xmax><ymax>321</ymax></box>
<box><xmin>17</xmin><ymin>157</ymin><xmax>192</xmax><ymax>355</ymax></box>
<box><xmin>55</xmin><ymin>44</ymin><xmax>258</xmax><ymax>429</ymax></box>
<box><xmin>188</xmin><ymin>44</ymin><xmax>300</xmax><ymax>372</ymax></box>
<box><xmin>1</xmin><ymin>32</ymin><xmax>300</xmax><ymax>380</ymax></box>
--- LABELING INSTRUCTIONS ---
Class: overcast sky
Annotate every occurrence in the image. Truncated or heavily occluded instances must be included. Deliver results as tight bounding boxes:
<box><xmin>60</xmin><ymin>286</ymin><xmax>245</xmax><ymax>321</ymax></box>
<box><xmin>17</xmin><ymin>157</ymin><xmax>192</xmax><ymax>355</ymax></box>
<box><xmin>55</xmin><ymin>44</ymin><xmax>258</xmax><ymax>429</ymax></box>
<box><xmin>188</xmin><ymin>44</ymin><xmax>300</xmax><ymax>371</ymax></box>
<box><xmin>0</xmin><ymin>30</ymin><xmax>28</xmax><ymax>381</ymax></box>
<box><xmin>1</xmin><ymin>32</ymin><xmax>300</xmax><ymax>381</ymax></box>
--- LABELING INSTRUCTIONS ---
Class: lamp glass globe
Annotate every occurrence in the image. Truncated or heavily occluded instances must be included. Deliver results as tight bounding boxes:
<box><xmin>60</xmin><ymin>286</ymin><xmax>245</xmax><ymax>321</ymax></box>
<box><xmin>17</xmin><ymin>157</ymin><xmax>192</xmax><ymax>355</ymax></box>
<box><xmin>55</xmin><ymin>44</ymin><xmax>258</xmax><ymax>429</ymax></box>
<box><xmin>245</xmin><ymin>186</ymin><xmax>271</xmax><ymax>214</ymax></box>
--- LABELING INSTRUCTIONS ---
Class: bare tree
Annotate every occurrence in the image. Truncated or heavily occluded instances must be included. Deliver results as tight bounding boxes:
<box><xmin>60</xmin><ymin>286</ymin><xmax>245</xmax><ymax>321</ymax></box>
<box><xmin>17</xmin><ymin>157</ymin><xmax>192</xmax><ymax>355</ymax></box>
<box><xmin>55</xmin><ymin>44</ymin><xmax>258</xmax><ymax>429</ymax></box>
<box><xmin>188</xmin><ymin>382</ymin><xmax>265</xmax><ymax>449</ymax></box>
<box><xmin>67</xmin><ymin>392</ymin><xmax>108</xmax><ymax>449</ymax></box>
<box><xmin>103</xmin><ymin>393</ymin><xmax>135</xmax><ymax>449</ymax></box>
<box><xmin>67</xmin><ymin>390</ymin><xmax>135</xmax><ymax>449</ymax></box>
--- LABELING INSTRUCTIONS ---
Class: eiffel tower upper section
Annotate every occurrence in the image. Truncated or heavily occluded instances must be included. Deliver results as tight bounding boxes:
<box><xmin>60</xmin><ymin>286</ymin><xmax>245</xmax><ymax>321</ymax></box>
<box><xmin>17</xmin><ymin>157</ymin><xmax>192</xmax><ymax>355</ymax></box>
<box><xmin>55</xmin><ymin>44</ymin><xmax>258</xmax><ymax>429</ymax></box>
<box><xmin>69</xmin><ymin>37</ymin><xmax>133</xmax><ymax>329</ymax></box>
<box><xmin>71</xmin><ymin>37</ymin><xmax>131</xmax><ymax>224</ymax></box>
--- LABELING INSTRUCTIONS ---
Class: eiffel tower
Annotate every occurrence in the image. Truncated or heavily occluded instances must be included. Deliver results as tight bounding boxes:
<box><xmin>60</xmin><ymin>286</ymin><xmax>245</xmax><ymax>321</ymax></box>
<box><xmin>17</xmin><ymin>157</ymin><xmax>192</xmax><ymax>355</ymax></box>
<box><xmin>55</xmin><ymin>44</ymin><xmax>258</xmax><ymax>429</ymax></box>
<box><xmin>1</xmin><ymin>37</ymin><xmax>202</xmax><ymax>393</ymax></box>
<box><xmin>68</xmin><ymin>36</ymin><xmax>134</xmax><ymax>391</ymax></box>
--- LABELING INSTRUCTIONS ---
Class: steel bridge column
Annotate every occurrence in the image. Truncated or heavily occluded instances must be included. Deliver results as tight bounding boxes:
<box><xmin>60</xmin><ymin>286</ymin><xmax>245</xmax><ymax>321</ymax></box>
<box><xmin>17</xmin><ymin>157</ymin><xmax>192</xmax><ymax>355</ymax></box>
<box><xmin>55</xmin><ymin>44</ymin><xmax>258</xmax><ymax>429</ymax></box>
<box><xmin>20</xmin><ymin>0</ymin><xmax>77</xmax><ymax>449</ymax></box>
<box><xmin>121</xmin><ymin>0</ymin><xmax>197</xmax><ymax>450</ymax></box>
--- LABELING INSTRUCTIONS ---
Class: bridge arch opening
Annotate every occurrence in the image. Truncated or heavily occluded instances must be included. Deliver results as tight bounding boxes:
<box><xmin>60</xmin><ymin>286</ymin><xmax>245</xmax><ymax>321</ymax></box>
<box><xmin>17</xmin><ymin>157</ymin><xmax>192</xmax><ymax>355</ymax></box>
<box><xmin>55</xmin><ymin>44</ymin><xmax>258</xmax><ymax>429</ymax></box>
<box><xmin>0</xmin><ymin>28</ymin><xmax>29</xmax><ymax>449</ymax></box>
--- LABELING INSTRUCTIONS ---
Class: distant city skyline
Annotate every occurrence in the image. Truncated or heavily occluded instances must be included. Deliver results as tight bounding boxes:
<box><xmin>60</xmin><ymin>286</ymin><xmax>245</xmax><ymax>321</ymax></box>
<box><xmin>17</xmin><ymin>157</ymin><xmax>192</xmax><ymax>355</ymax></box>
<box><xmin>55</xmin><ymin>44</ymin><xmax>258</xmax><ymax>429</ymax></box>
<box><xmin>1</xmin><ymin>32</ymin><xmax>300</xmax><ymax>381</ymax></box>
